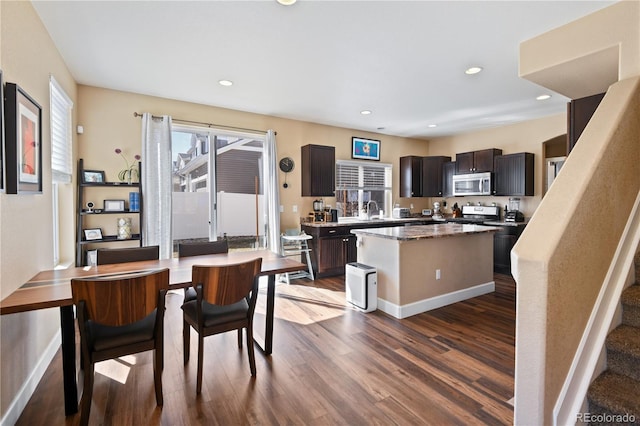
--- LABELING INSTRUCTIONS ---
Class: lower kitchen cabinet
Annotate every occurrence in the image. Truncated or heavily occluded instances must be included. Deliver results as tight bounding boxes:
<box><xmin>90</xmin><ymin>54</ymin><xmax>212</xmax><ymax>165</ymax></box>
<box><xmin>317</xmin><ymin>235</ymin><xmax>357</xmax><ymax>277</ymax></box>
<box><xmin>301</xmin><ymin>224</ymin><xmax>356</xmax><ymax>277</ymax></box>
<box><xmin>493</xmin><ymin>224</ymin><xmax>526</xmax><ymax>274</ymax></box>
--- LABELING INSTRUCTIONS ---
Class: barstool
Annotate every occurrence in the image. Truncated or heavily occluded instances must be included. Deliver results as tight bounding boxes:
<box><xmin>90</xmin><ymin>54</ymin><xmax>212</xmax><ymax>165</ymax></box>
<box><xmin>279</xmin><ymin>231</ymin><xmax>314</xmax><ymax>283</ymax></box>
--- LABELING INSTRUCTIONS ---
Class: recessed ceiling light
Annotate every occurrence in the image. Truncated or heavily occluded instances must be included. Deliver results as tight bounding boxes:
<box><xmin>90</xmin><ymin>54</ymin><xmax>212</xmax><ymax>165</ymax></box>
<box><xmin>428</xmin><ymin>124</ymin><xmax>437</xmax><ymax>128</ymax></box>
<box><xmin>218</xmin><ymin>80</ymin><xmax>233</xmax><ymax>87</ymax></box>
<box><xmin>536</xmin><ymin>94</ymin><xmax>552</xmax><ymax>101</ymax></box>
<box><xmin>465</xmin><ymin>66</ymin><xmax>483</xmax><ymax>75</ymax></box>
<box><xmin>360</xmin><ymin>110</ymin><xmax>372</xmax><ymax>115</ymax></box>
<box><xmin>277</xmin><ymin>0</ymin><xmax>297</xmax><ymax>5</ymax></box>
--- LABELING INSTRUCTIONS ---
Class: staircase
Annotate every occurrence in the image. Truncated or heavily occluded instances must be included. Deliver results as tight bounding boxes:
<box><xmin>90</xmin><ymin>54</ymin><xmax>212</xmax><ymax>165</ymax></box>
<box><xmin>587</xmin><ymin>252</ymin><xmax>640</xmax><ymax>424</ymax></box>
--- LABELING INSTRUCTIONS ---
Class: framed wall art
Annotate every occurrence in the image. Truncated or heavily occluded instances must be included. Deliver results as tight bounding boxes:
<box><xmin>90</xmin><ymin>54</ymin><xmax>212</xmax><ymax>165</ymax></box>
<box><xmin>352</xmin><ymin>137</ymin><xmax>380</xmax><ymax>161</ymax></box>
<box><xmin>1</xmin><ymin>70</ymin><xmax>4</xmax><ymax>190</ymax></box>
<box><xmin>4</xmin><ymin>82</ymin><xmax>42</xmax><ymax>194</ymax></box>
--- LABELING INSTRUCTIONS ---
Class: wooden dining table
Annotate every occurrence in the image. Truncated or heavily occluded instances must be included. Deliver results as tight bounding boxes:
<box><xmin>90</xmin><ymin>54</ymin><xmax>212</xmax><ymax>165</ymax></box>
<box><xmin>0</xmin><ymin>249</ymin><xmax>307</xmax><ymax>416</ymax></box>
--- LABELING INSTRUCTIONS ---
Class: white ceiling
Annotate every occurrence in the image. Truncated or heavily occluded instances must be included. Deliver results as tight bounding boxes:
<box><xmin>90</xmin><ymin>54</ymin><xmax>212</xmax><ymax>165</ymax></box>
<box><xmin>32</xmin><ymin>0</ymin><xmax>614</xmax><ymax>139</ymax></box>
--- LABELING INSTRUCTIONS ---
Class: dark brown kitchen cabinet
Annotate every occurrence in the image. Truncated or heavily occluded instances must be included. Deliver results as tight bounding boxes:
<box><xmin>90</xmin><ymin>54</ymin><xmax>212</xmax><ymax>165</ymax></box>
<box><xmin>494</xmin><ymin>152</ymin><xmax>534</xmax><ymax>196</ymax></box>
<box><xmin>493</xmin><ymin>224</ymin><xmax>526</xmax><ymax>274</ymax></box>
<box><xmin>421</xmin><ymin>156</ymin><xmax>451</xmax><ymax>197</ymax></box>
<box><xmin>455</xmin><ymin>148</ymin><xmax>502</xmax><ymax>174</ymax></box>
<box><xmin>567</xmin><ymin>92</ymin><xmax>605</xmax><ymax>153</ymax></box>
<box><xmin>301</xmin><ymin>224</ymin><xmax>356</xmax><ymax>277</ymax></box>
<box><xmin>442</xmin><ymin>161</ymin><xmax>456</xmax><ymax>197</ymax></box>
<box><xmin>400</xmin><ymin>156</ymin><xmax>422</xmax><ymax>197</ymax></box>
<box><xmin>301</xmin><ymin>144</ymin><xmax>335</xmax><ymax>196</ymax></box>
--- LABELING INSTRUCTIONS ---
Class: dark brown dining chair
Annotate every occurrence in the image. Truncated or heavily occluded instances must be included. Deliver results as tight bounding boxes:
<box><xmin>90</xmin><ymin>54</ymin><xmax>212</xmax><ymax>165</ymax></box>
<box><xmin>178</xmin><ymin>240</ymin><xmax>229</xmax><ymax>302</ymax></box>
<box><xmin>71</xmin><ymin>268</ymin><xmax>169</xmax><ymax>426</ymax></box>
<box><xmin>181</xmin><ymin>258</ymin><xmax>262</xmax><ymax>394</ymax></box>
<box><xmin>178</xmin><ymin>240</ymin><xmax>229</xmax><ymax>258</ymax></box>
<box><xmin>96</xmin><ymin>245</ymin><xmax>159</xmax><ymax>265</ymax></box>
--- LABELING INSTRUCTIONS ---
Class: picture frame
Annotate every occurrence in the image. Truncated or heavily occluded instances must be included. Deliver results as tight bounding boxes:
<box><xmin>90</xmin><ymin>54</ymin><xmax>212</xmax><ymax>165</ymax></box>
<box><xmin>352</xmin><ymin>137</ymin><xmax>380</xmax><ymax>161</ymax></box>
<box><xmin>83</xmin><ymin>228</ymin><xmax>103</xmax><ymax>241</ymax></box>
<box><xmin>1</xmin><ymin>70</ymin><xmax>5</xmax><ymax>191</ymax></box>
<box><xmin>82</xmin><ymin>169</ymin><xmax>106</xmax><ymax>184</ymax></box>
<box><xmin>4</xmin><ymin>82</ymin><xmax>43</xmax><ymax>194</ymax></box>
<box><xmin>104</xmin><ymin>199</ymin><xmax>125</xmax><ymax>212</ymax></box>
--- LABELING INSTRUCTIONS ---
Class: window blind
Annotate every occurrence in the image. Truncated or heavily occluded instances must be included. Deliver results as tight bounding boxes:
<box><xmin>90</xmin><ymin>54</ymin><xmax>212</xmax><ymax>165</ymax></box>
<box><xmin>336</xmin><ymin>160</ymin><xmax>391</xmax><ymax>191</ymax></box>
<box><xmin>50</xmin><ymin>76</ymin><xmax>73</xmax><ymax>183</ymax></box>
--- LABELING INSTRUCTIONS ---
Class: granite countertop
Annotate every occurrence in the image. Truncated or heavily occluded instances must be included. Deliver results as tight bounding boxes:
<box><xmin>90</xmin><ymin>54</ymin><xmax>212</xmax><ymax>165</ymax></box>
<box><xmin>301</xmin><ymin>217</ymin><xmax>432</xmax><ymax>228</ymax></box>
<box><xmin>350</xmin><ymin>223</ymin><xmax>500</xmax><ymax>241</ymax></box>
<box><xmin>483</xmin><ymin>219</ymin><xmax>529</xmax><ymax>227</ymax></box>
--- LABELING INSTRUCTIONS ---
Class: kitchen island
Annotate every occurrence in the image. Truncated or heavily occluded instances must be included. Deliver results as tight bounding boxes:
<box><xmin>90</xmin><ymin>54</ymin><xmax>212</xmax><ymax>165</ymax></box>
<box><xmin>351</xmin><ymin>223</ymin><xmax>499</xmax><ymax>319</ymax></box>
<box><xmin>301</xmin><ymin>217</ymin><xmax>437</xmax><ymax>277</ymax></box>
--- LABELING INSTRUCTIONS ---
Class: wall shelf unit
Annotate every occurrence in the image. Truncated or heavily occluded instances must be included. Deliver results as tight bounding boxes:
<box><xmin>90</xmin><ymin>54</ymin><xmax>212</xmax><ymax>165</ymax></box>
<box><xmin>76</xmin><ymin>158</ymin><xmax>144</xmax><ymax>266</ymax></box>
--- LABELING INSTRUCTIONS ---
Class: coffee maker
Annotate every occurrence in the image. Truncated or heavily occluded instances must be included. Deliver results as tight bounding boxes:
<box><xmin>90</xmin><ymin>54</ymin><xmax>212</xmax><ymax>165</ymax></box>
<box><xmin>505</xmin><ymin>197</ymin><xmax>524</xmax><ymax>222</ymax></box>
<box><xmin>312</xmin><ymin>199</ymin><xmax>325</xmax><ymax>222</ymax></box>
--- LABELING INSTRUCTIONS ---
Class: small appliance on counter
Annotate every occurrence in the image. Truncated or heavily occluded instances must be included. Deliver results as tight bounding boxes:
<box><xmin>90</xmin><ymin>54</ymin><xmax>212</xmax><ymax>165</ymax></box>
<box><xmin>432</xmin><ymin>201</ymin><xmax>443</xmax><ymax>220</ymax></box>
<box><xmin>505</xmin><ymin>197</ymin><xmax>525</xmax><ymax>222</ymax></box>
<box><xmin>311</xmin><ymin>199</ymin><xmax>326</xmax><ymax>222</ymax></box>
<box><xmin>392</xmin><ymin>207</ymin><xmax>410</xmax><ymax>219</ymax></box>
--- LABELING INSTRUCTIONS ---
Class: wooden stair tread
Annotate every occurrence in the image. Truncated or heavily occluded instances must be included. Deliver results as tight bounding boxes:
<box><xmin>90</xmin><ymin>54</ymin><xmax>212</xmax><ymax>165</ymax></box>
<box><xmin>588</xmin><ymin>371</ymin><xmax>640</xmax><ymax>416</ymax></box>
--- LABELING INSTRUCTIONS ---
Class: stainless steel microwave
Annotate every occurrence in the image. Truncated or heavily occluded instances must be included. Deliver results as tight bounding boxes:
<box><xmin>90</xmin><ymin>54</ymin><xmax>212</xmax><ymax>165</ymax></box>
<box><xmin>452</xmin><ymin>172</ymin><xmax>493</xmax><ymax>196</ymax></box>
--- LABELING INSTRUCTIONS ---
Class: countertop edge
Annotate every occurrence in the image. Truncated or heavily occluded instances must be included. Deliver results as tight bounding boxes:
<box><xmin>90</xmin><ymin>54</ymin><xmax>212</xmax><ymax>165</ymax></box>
<box><xmin>350</xmin><ymin>223</ymin><xmax>501</xmax><ymax>241</ymax></box>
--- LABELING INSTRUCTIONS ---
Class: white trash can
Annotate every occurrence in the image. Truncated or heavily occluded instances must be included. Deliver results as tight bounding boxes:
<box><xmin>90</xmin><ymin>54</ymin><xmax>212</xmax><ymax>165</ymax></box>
<box><xmin>345</xmin><ymin>262</ymin><xmax>377</xmax><ymax>313</ymax></box>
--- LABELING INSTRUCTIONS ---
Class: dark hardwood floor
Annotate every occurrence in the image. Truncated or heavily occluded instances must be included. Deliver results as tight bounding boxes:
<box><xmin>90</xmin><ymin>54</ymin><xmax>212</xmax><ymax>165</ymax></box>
<box><xmin>16</xmin><ymin>273</ymin><xmax>515</xmax><ymax>425</ymax></box>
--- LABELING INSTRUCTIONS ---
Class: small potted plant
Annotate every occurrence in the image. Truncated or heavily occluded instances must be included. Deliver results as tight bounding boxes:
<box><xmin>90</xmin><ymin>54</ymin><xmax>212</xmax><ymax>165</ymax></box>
<box><xmin>115</xmin><ymin>148</ymin><xmax>141</xmax><ymax>184</ymax></box>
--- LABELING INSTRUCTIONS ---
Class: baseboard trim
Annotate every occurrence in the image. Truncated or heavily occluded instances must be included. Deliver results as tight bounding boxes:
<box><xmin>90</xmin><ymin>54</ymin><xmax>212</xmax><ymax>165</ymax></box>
<box><xmin>1</xmin><ymin>330</ymin><xmax>61</xmax><ymax>426</ymax></box>
<box><xmin>377</xmin><ymin>281</ymin><xmax>495</xmax><ymax>319</ymax></box>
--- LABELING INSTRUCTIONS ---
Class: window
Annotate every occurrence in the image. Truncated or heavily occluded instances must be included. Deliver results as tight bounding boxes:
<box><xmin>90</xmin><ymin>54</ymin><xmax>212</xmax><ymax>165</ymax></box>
<box><xmin>171</xmin><ymin>126</ymin><xmax>268</xmax><ymax>252</ymax></box>
<box><xmin>50</xmin><ymin>76</ymin><xmax>73</xmax><ymax>266</ymax></box>
<box><xmin>335</xmin><ymin>160</ymin><xmax>392</xmax><ymax>218</ymax></box>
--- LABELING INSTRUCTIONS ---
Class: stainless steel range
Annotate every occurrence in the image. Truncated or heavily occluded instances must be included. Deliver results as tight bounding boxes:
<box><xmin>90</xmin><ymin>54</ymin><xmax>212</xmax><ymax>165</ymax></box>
<box><xmin>447</xmin><ymin>205</ymin><xmax>500</xmax><ymax>224</ymax></box>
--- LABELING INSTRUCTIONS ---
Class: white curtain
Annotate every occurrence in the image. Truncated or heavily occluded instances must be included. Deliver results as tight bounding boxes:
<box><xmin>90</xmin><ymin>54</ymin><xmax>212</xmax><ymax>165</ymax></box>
<box><xmin>141</xmin><ymin>113</ymin><xmax>173</xmax><ymax>259</ymax></box>
<box><xmin>264</xmin><ymin>130</ymin><xmax>281</xmax><ymax>253</ymax></box>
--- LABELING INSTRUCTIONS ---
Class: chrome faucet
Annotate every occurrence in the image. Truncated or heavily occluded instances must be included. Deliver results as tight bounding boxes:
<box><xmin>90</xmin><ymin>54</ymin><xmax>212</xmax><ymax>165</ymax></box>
<box><xmin>366</xmin><ymin>200</ymin><xmax>379</xmax><ymax>219</ymax></box>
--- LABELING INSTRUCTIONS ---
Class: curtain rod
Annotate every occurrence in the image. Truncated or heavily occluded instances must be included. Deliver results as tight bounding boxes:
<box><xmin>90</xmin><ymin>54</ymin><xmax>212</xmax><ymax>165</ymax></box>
<box><xmin>133</xmin><ymin>112</ymin><xmax>270</xmax><ymax>135</ymax></box>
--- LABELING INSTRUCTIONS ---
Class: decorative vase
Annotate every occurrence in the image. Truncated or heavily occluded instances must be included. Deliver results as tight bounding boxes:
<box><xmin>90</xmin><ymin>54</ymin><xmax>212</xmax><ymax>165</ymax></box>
<box><xmin>117</xmin><ymin>217</ymin><xmax>132</xmax><ymax>240</ymax></box>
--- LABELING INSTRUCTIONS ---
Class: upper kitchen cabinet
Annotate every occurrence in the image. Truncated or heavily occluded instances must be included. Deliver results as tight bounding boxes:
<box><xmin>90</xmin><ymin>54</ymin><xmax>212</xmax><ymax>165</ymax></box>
<box><xmin>400</xmin><ymin>156</ymin><xmax>423</xmax><ymax>197</ymax></box>
<box><xmin>455</xmin><ymin>148</ymin><xmax>503</xmax><ymax>174</ymax></box>
<box><xmin>421</xmin><ymin>156</ymin><xmax>451</xmax><ymax>197</ymax></box>
<box><xmin>567</xmin><ymin>92</ymin><xmax>605</xmax><ymax>153</ymax></box>
<box><xmin>442</xmin><ymin>161</ymin><xmax>456</xmax><ymax>197</ymax></box>
<box><xmin>302</xmin><ymin>144</ymin><xmax>335</xmax><ymax>196</ymax></box>
<box><xmin>494</xmin><ymin>152</ymin><xmax>534</xmax><ymax>196</ymax></box>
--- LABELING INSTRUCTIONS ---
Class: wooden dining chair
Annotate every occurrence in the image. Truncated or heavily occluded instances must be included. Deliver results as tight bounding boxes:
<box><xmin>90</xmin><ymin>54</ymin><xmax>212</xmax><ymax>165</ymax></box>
<box><xmin>181</xmin><ymin>258</ymin><xmax>262</xmax><ymax>394</ymax></box>
<box><xmin>178</xmin><ymin>240</ymin><xmax>230</xmax><ymax>301</ymax></box>
<box><xmin>71</xmin><ymin>268</ymin><xmax>169</xmax><ymax>426</ymax></box>
<box><xmin>96</xmin><ymin>245</ymin><xmax>159</xmax><ymax>265</ymax></box>
<box><xmin>177</xmin><ymin>240</ymin><xmax>229</xmax><ymax>258</ymax></box>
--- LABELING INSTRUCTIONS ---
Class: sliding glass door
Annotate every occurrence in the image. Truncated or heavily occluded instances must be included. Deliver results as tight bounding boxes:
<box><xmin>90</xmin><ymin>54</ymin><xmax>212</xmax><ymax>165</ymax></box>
<box><xmin>171</xmin><ymin>126</ymin><xmax>266</xmax><ymax>254</ymax></box>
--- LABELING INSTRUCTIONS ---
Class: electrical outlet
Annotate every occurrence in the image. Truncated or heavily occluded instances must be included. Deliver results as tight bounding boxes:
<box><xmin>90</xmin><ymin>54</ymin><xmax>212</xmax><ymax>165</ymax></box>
<box><xmin>436</xmin><ymin>269</ymin><xmax>441</xmax><ymax>280</ymax></box>
<box><xmin>410</xmin><ymin>203</ymin><xmax>414</xmax><ymax>209</ymax></box>
<box><xmin>293</xmin><ymin>205</ymin><xmax>298</xmax><ymax>213</ymax></box>
<box><xmin>279</xmin><ymin>205</ymin><xmax>284</xmax><ymax>213</ymax></box>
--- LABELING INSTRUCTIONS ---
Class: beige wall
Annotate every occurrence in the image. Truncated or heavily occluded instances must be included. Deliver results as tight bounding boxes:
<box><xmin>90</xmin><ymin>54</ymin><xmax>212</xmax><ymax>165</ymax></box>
<box><xmin>0</xmin><ymin>1</ymin><xmax>78</xmax><ymax>418</ymax></box>
<box><xmin>428</xmin><ymin>113</ymin><xmax>567</xmax><ymax>218</ymax></box>
<box><xmin>77</xmin><ymin>85</ymin><xmax>431</xmax><ymax>232</ymax></box>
